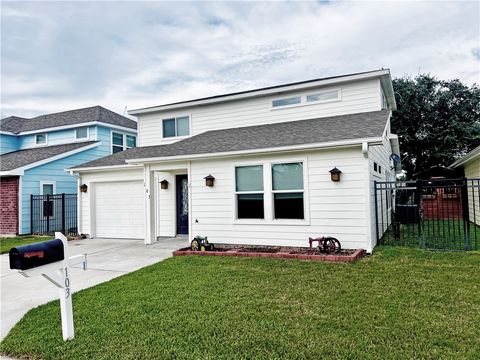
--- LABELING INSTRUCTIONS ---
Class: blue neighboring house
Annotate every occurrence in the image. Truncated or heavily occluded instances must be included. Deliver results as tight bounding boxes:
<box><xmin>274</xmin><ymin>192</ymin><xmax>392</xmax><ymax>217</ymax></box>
<box><xmin>0</xmin><ymin>106</ymin><xmax>137</xmax><ymax>235</ymax></box>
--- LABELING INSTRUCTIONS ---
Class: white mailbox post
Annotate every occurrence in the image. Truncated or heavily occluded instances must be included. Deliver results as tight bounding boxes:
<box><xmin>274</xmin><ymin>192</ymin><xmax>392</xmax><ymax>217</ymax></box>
<box><xmin>10</xmin><ymin>232</ymin><xmax>87</xmax><ymax>341</ymax></box>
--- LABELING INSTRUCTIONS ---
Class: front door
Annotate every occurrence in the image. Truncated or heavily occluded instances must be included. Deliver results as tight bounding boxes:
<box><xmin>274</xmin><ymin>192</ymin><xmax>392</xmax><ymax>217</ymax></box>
<box><xmin>176</xmin><ymin>175</ymin><xmax>189</xmax><ymax>235</ymax></box>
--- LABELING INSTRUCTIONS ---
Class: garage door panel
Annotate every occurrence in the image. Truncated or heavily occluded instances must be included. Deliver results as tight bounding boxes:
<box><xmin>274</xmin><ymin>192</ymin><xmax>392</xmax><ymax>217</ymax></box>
<box><xmin>95</xmin><ymin>181</ymin><xmax>144</xmax><ymax>239</ymax></box>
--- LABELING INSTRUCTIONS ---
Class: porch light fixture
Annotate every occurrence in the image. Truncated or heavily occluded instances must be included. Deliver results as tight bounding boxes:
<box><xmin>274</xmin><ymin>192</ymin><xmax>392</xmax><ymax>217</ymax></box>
<box><xmin>79</xmin><ymin>184</ymin><xmax>88</xmax><ymax>193</ymax></box>
<box><xmin>329</xmin><ymin>167</ymin><xmax>342</xmax><ymax>182</ymax></box>
<box><xmin>204</xmin><ymin>174</ymin><xmax>215</xmax><ymax>187</ymax></box>
<box><xmin>160</xmin><ymin>180</ymin><xmax>169</xmax><ymax>189</ymax></box>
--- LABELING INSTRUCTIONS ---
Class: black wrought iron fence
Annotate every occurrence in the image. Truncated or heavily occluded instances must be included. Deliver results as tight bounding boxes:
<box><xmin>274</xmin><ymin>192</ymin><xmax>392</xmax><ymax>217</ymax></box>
<box><xmin>374</xmin><ymin>178</ymin><xmax>480</xmax><ymax>251</ymax></box>
<box><xmin>31</xmin><ymin>193</ymin><xmax>78</xmax><ymax>236</ymax></box>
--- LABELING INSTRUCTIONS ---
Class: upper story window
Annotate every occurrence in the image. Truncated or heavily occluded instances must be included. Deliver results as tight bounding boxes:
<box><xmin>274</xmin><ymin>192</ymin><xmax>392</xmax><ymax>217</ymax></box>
<box><xmin>126</xmin><ymin>134</ymin><xmax>136</xmax><ymax>148</ymax></box>
<box><xmin>162</xmin><ymin>116</ymin><xmax>190</xmax><ymax>138</ymax></box>
<box><xmin>272</xmin><ymin>89</ymin><xmax>341</xmax><ymax>109</ymax></box>
<box><xmin>35</xmin><ymin>133</ymin><xmax>47</xmax><ymax>145</ymax></box>
<box><xmin>75</xmin><ymin>127</ymin><xmax>88</xmax><ymax>139</ymax></box>
<box><xmin>112</xmin><ymin>132</ymin><xmax>136</xmax><ymax>154</ymax></box>
<box><xmin>235</xmin><ymin>165</ymin><xmax>264</xmax><ymax>219</ymax></box>
<box><xmin>306</xmin><ymin>89</ymin><xmax>340</xmax><ymax>103</ymax></box>
<box><xmin>272</xmin><ymin>96</ymin><xmax>301</xmax><ymax>108</ymax></box>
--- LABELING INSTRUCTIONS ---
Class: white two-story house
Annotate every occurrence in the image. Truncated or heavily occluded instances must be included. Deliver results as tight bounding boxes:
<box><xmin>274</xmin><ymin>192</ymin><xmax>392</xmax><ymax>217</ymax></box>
<box><xmin>70</xmin><ymin>69</ymin><xmax>400</xmax><ymax>252</ymax></box>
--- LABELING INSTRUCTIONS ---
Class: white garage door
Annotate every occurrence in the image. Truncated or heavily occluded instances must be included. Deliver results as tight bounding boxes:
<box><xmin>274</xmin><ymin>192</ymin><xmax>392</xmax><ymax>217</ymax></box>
<box><xmin>94</xmin><ymin>181</ymin><xmax>145</xmax><ymax>239</ymax></box>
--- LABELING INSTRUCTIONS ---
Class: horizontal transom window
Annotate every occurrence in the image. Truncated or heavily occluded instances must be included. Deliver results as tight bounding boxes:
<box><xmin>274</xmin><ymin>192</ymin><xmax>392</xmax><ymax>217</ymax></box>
<box><xmin>272</xmin><ymin>89</ymin><xmax>341</xmax><ymax>109</ymax></box>
<box><xmin>306</xmin><ymin>89</ymin><xmax>340</xmax><ymax>103</ymax></box>
<box><xmin>272</xmin><ymin>96</ymin><xmax>301</xmax><ymax>108</ymax></box>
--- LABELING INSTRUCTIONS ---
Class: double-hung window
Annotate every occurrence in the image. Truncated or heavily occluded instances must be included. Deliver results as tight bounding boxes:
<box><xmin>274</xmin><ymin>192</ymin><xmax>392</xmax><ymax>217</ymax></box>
<box><xmin>112</xmin><ymin>132</ymin><xmax>136</xmax><ymax>153</ymax></box>
<box><xmin>163</xmin><ymin>116</ymin><xmax>190</xmax><ymax>138</ymax></box>
<box><xmin>235</xmin><ymin>165</ymin><xmax>264</xmax><ymax>219</ymax></box>
<box><xmin>112</xmin><ymin>132</ymin><xmax>124</xmax><ymax>153</ymax></box>
<box><xmin>272</xmin><ymin>162</ymin><xmax>304</xmax><ymax>219</ymax></box>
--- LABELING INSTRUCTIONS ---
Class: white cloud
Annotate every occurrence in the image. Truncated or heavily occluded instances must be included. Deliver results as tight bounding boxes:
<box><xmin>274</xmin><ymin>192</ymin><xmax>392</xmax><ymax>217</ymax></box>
<box><xmin>1</xmin><ymin>0</ymin><xmax>479</xmax><ymax>118</ymax></box>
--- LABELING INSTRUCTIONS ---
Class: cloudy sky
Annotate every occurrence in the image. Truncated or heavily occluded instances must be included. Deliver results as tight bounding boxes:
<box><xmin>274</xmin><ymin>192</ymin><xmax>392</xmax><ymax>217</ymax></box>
<box><xmin>1</xmin><ymin>1</ymin><xmax>479</xmax><ymax>118</ymax></box>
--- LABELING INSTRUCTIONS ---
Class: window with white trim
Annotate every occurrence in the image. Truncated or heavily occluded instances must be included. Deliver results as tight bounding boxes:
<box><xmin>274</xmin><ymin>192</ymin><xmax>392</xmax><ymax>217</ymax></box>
<box><xmin>235</xmin><ymin>165</ymin><xmax>264</xmax><ymax>219</ymax></box>
<box><xmin>162</xmin><ymin>116</ymin><xmax>190</xmax><ymax>138</ymax></box>
<box><xmin>75</xmin><ymin>127</ymin><xmax>88</xmax><ymax>139</ymax></box>
<box><xmin>36</xmin><ymin>133</ymin><xmax>47</xmax><ymax>145</ymax></box>
<box><xmin>272</xmin><ymin>96</ymin><xmax>301</xmax><ymax>108</ymax></box>
<box><xmin>272</xmin><ymin>162</ymin><xmax>304</xmax><ymax>219</ymax></box>
<box><xmin>41</xmin><ymin>182</ymin><xmax>55</xmax><ymax>217</ymax></box>
<box><xmin>306</xmin><ymin>89</ymin><xmax>340</xmax><ymax>103</ymax></box>
<box><xmin>112</xmin><ymin>132</ymin><xmax>136</xmax><ymax>153</ymax></box>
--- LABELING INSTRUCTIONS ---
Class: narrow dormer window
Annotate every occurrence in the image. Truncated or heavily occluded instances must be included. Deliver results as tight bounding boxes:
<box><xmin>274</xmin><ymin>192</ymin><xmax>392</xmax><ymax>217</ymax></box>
<box><xmin>306</xmin><ymin>89</ymin><xmax>340</xmax><ymax>103</ymax></box>
<box><xmin>36</xmin><ymin>133</ymin><xmax>47</xmax><ymax>145</ymax></box>
<box><xmin>272</xmin><ymin>96</ymin><xmax>301</xmax><ymax>108</ymax></box>
<box><xmin>75</xmin><ymin>127</ymin><xmax>88</xmax><ymax>139</ymax></box>
<box><xmin>162</xmin><ymin>116</ymin><xmax>190</xmax><ymax>138</ymax></box>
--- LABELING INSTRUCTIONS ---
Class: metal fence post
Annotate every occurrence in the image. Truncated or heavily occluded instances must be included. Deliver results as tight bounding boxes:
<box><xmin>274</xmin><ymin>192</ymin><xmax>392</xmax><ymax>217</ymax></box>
<box><xmin>461</xmin><ymin>178</ymin><xmax>471</xmax><ymax>250</ymax></box>
<box><xmin>46</xmin><ymin>194</ymin><xmax>50</xmax><ymax>233</ymax></box>
<box><xmin>415</xmin><ymin>179</ymin><xmax>424</xmax><ymax>247</ymax></box>
<box><xmin>61</xmin><ymin>193</ymin><xmax>66</xmax><ymax>234</ymax></box>
<box><xmin>30</xmin><ymin>194</ymin><xmax>33</xmax><ymax>234</ymax></box>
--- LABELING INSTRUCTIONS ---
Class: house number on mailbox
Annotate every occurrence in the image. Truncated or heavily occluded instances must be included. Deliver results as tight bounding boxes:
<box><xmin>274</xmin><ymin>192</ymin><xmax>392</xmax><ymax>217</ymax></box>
<box><xmin>64</xmin><ymin>267</ymin><xmax>71</xmax><ymax>299</ymax></box>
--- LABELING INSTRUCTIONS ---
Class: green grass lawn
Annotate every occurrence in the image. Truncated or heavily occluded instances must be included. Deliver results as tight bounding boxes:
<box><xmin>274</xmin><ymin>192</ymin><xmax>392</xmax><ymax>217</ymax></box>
<box><xmin>1</xmin><ymin>247</ymin><xmax>480</xmax><ymax>359</ymax></box>
<box><xmin>381</xmin><ymin>220</ymin><xmax>480</xmax><ymax>251</ymax></box>
<box><xmin>0</xmin><ymin>235</ymin><xmax>53</xmax><ymax>254</ymax></box>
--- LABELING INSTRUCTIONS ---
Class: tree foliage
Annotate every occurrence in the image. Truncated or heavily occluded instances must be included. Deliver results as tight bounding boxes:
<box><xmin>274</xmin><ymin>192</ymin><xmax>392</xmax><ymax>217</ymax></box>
<box><xmin>391</xmin><ymin>74</ymin><xmax>480</xmax><ymax>179</ymax></box>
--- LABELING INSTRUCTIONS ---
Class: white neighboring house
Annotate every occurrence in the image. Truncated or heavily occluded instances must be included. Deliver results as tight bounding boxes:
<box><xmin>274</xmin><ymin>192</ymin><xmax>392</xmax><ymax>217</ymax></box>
<box><xmin>70</xmin><ymin>69</ymin><xmax>401</xmax><ymax>253</ymax></box>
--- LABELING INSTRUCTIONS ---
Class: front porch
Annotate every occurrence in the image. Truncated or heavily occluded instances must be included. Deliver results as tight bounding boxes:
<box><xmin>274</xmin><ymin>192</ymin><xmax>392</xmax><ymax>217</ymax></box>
<box><xmin>143</xmin><ymin>162</ymin><xmax>191</xmax><ymax>244</ymax></box>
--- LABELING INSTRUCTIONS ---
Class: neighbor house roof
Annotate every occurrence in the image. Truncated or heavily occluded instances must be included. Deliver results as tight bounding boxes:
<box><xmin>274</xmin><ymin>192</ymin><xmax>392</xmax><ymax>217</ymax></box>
<box><xmin>0</xmin><ymin>106</ymin><xmax>137</xmax><ymax>134</ymax></box>
<box><xmin>129</xmin><ymin>69</ymin><xmax>396</xmax><ymax>114</ymax></box>
<box><xmin>449</xmin><ymin>145</ymin><xmax>480</xmax><ymax>168</ymax></box>
<box><xmin>0</xmin><ymin>141</ymin><xmax>99</xmax><ymax>174</ymax></box>
<box><xmin>71</xmin><ymin>109</ymin><xmax>390</xmax><ymax>171</ymax></box>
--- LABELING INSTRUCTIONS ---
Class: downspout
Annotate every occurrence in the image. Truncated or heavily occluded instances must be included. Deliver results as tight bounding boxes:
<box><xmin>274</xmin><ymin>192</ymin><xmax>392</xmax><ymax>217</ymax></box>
<box><xmin>69</xmin><ymin>170</ymin><xmax>82</xmax><ymax>236</ymax></box>
<box><xmin>187</xmin><ymin>161</ymin><xmax>192</xmax><ymax>244</ymax></box>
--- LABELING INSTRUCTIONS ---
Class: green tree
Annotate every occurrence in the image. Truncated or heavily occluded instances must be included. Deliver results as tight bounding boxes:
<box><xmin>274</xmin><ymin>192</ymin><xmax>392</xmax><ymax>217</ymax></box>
<box><xmin>391</xmin><ymin>74</ymin><xmax>480</xmax><ymax>179</ymax></box>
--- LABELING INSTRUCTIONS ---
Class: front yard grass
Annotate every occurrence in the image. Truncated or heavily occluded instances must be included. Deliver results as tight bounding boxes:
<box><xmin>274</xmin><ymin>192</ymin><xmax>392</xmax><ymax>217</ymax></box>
<box><xmin>0</xmin><ymin>235</ymin><xmax>53</xmax><ymax>254</ymax></box>
<box><xmin>1</xmin><ymin>246</ymin><xmax>480</xmax><ymax>359</ymax></box>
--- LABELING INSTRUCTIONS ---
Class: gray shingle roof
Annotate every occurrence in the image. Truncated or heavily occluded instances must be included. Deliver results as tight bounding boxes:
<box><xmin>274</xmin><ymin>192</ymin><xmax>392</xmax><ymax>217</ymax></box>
<box><xmin>73</xmin><ymin>110</ymin><xmax>390</xmax><ymax>170</ymax></box>
<box><xmin>0</xmin><ymin>141</ymin><xmax>98</xmax><ymax>171</ymax></box>
<box><xmin>0</xmin><ymin>106</ymin><xmax>137</xmax><ymax>134</ymax></box>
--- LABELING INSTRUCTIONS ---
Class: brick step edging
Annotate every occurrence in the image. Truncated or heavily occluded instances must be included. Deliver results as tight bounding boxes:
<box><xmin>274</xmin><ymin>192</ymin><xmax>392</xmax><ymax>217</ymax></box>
<box><xmin>173</xmin><ymin>248</ymin><xmax>365</xmax><ymax>262</ymax></box>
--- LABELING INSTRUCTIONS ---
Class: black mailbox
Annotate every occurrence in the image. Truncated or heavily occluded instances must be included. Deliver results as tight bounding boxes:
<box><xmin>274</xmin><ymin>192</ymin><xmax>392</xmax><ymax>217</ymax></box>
<box><xmin>9</xmin><ymin>239</ymin><xmax>64</xmax><ymax>270</ymax></box>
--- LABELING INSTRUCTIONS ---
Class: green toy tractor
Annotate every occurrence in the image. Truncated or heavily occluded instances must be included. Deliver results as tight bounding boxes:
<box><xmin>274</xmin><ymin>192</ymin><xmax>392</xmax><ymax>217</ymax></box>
<box><xmin>191</xmin><ymin>236</ymin><xmax>214</xmax><ymax>251</ymax></box>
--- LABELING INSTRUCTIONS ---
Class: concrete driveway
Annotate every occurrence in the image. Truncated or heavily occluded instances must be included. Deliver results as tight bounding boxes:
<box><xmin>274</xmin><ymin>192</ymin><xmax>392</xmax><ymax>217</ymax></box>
<box><xmin>0</xmin><ymin>237</ymin><xmax>188</xmax><ymax>340</ymax></box>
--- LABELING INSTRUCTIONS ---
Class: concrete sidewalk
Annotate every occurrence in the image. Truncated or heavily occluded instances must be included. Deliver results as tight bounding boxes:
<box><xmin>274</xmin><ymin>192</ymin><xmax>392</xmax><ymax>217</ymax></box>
<box><xmin>0</xmin><ymin>237</ymin><xmax>188</xmax><ymax>340</ymax></box>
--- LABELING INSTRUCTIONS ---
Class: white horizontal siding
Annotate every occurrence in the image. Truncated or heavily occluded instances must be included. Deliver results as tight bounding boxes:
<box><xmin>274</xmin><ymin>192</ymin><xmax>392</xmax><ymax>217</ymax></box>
<box><xmin>465</xmin><ymin>160</ymin><xmax>480</xmax><ymax>226</ymax></box>
<box><xmin>189</xmin><ymin>147</ymin><xmax>369</xmax><ymax>250</ymax></box>
<box><xmin>138</xmin><ymin>79</ymin><xmax>382</xmax><ymax>147</ymax></box>
<box><xmin>368</xmin><ymin>118</ymin><xmax>395</xmax><ymax>249</ymax></box>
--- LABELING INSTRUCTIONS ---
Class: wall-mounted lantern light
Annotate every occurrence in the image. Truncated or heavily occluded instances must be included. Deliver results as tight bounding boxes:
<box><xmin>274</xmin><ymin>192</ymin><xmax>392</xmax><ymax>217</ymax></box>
<box><xmin>79</xmin><ymin>184</ymin><xmax>88</xmax><ymax>193</ymax></box>
<box><xmin>204</xmin><ymin>175</ymin><xmax>215</xmax><ymax>187</ymax></box>
<box><xmin>329</xmin><ymin>167</ymin><xmax>342</xmax><ymax>182</ymax></box>
<box><xmin>160</xmin><ymin>180</ymin><xmax>169</xmax><ymax>189</ymax></box>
